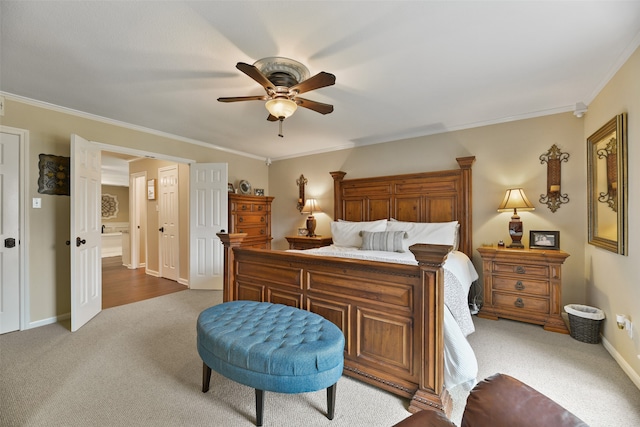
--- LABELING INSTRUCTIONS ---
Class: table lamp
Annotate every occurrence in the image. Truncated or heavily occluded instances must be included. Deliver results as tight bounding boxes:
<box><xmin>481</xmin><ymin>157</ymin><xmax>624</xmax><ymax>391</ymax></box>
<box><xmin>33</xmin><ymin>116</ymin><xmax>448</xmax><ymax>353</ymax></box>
<box><xmin>301</xmin><ymin>198</ymin><xmax>322</xmax><ymax>237</ymax></box>
<box><xmin>497</xmin><ymin>188</ymin><xmax>535</xmax><ymax>248</ymax></box>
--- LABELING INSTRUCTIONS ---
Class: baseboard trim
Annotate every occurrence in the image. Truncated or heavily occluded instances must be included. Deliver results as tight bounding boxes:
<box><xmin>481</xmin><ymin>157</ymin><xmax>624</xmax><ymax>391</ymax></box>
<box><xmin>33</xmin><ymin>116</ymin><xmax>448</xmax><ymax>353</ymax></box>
<box><xmin>601</xmin><ymin>336</ymin><xmax>640</xmax><ymax>390</ymax></box>
<box><xmin>28</xmin><ymin>312</ymin><xmax>70</xmax><ymax>329</ymax></box>
<box><xmin>146</xmin><ymin>269</ymin><xmax>160</xmax><ymax>277</ymax></box>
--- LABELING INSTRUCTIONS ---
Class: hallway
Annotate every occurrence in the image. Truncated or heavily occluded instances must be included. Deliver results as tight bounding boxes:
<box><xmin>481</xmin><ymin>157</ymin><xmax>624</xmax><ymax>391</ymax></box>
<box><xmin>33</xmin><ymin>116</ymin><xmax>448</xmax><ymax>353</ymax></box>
<box><xmin>102</xmin><ymin>256</ymin><xmax>187</xmax><ymax>309</ymax></box>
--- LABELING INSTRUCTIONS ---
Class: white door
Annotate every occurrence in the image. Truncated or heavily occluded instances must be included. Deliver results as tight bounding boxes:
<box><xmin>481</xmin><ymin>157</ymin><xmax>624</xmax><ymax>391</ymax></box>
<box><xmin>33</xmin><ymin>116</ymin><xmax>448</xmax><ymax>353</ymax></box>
<box><xmin>129</xmin><ymin>173</ymin><xmax>147</xmax><ymax>269</ymax></box>
<box><xmin>0</xmin><ymin>131</ymin><xmax>21</xmax><ymax>334</ymax></box>
<box><xmin>158</xmin><ymin>165</ymin><xmax>179</xmax><ymax>281</ymax></box>
<box><xmin>189</xmin><ymin>163</ymin><xmax>228</xmax><ymax>290</ymax></box>
<box><xmin>71</xmin><ymin>134</ymin><xmax>102</xmax><ymax>332</ymax></box>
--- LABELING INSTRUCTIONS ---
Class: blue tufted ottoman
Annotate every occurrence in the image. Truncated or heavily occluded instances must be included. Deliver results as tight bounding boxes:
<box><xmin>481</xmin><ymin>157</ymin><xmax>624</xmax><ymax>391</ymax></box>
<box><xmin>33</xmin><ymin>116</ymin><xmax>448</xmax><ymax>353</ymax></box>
<box><xmin>197</xmin><ymin>301</ymin><xmax>345</xmax><ymax>426</ymax></box>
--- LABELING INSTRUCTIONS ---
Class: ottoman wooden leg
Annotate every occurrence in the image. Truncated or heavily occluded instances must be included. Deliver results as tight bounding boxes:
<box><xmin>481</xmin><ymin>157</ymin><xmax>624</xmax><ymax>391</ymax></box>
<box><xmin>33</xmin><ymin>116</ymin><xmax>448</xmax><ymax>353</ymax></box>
<box><xmin>202</xmin><ymin>363</ymin><xmax>212</xmax><ymax>393</ymax></box>
<box><xmin>327</xmin><ymin>383</ymin><xmax>337</xmax><ymax>420</ymax></box>
<box><xmin>255</xmin><ymin>389</ymin><xmax>264</xmax><ymax>426</ymax></box>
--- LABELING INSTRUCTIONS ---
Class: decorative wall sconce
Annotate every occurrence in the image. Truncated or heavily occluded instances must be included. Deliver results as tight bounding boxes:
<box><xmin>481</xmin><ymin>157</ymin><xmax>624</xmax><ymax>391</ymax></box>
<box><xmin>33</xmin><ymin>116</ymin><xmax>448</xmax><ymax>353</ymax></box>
<box><xmin>296</xmin><ymin>174</ymin><xmax>307</xmax><ymax>212</ymax></box>
<box><xmin>539</xmin><ymin>144</ymin><xmax>569</xmax><ymax>213</ymax></box>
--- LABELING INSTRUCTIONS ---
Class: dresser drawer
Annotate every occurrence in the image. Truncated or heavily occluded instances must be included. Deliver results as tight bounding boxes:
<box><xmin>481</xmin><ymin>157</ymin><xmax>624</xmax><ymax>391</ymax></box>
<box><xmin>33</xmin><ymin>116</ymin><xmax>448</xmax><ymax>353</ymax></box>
<box><xmin>492</xmin><ymin>276</ymin><xmax>549</xmax><ymax>296</ymax></box>
<box><xmin>235</xmin><ymin>202</ymin><xmax>268</xmax><ymax>213</ymax></box>
<box><xmin>492</xmin><ymin>292</ymin><xmax>549</xmax><ymax>314</ymax></box>
<box><xmin>235</xmin><ymin>225</ymin><xmax>267</xmax><ymax>237</ymax></box>
<box><xmin>492</xmin><ymin>262</ymin><xmax>549</xmax><ymax>278</ymax></box>
<box><xmin>236</xmin><ymin>213</ymin><xmax>267</xmax><ymax>225</ymax></box>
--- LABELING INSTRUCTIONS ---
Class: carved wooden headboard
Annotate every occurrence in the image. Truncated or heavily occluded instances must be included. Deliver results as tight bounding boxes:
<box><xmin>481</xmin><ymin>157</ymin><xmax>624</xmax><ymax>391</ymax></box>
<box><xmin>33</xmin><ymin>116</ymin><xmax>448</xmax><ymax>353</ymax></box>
<box><xmin>330</xmin><ymin>156</ymin><xmax>475</xmax><ymax>258</ymax></box>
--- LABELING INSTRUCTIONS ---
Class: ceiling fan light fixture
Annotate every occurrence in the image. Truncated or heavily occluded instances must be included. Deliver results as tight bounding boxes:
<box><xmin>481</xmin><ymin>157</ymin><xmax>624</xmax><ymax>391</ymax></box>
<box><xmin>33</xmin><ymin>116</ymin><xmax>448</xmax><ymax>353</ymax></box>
<box><xmin>265</xmin><ymin>98</ymin><xmax>298</xmax><ymax>119</ymax></box>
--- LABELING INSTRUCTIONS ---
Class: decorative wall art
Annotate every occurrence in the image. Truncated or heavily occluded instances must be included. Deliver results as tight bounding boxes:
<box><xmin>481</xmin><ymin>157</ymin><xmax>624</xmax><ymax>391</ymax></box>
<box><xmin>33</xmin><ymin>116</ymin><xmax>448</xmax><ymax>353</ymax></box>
<box><xmin>539</xmin><ymin>144</ymin><xmax>569</xmax><ymax>212</ymax></box>
<box><xmin>101</xmin><ymin>193</ymin><xmax>119</xmax><ymax>219</ymax></box>
<box><xmin>147</xmin><ymin>179</ymin><xmax>156</xmax><ymax>200</ymax></box>
<box><xmin>38</xmin><ymin>154</ymin><xmax>70</xmax><ymax>196</ymax></box>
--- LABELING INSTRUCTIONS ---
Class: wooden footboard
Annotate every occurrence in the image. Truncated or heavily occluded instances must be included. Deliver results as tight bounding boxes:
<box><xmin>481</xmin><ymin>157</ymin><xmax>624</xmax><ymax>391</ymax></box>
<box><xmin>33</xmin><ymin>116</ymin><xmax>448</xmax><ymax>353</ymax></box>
<box><xmin>219</xmin><ymin>234</ymin><xmax>453</xmax><ymax>414</ymax></box>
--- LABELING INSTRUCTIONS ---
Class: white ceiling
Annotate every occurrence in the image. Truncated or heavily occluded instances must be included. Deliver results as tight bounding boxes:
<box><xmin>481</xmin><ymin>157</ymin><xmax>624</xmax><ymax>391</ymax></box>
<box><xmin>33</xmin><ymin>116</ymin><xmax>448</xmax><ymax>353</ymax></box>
<box><xmin>2</xmin><ymin>1</ymin><xmax>639</xmax><ymax>161</ymax></box>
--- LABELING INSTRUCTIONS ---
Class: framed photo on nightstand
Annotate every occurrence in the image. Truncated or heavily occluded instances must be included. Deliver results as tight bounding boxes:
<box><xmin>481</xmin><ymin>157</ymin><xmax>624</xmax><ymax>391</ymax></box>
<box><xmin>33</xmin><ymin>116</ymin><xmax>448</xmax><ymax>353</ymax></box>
<box><xmin>529</xmin><ymin>230</ymin><xmax>560</xmax><ymax>250</ymax></box>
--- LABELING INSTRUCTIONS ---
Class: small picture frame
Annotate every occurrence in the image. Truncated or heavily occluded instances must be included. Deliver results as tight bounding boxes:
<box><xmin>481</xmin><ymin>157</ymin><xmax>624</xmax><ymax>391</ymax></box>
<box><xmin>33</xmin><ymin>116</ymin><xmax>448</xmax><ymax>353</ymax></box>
<box><xmin>298</xmin><ymin>227</ymin><xmax>309</xmax><ymax>236</ymax></box>
<box><xmin>254</xmin><ymin>188</ymin><xmax>264</xmax><ymax>196</ymax></box>
<box><xmin>529</xmin><ymin>230</ymin><xmax>560</xmax><ymax>250</ymax></box>
<box><xmin>228</xmin><ymin>183</ymin><xmax>235</xmax><ymax>193</ymax></box>
<box><xmin>147</xmin><ymin>179</ymin><xmax>156</xmax><ymax>200</ymax></box>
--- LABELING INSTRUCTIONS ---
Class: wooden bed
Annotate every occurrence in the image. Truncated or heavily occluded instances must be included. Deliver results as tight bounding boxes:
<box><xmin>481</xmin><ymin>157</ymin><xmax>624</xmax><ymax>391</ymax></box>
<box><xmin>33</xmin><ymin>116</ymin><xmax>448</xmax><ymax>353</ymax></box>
<box><xmin>218</xmin><ymin>156</ymin><xmax>475</xmax><ymax>414</ymax></box>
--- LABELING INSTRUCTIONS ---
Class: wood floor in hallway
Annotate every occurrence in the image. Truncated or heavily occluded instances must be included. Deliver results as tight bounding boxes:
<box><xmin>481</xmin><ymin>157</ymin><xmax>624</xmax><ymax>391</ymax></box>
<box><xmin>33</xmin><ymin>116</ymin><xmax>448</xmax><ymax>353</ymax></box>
<box><xmin>102</xmin><ymin>256</ymin><xmax>187</xmax><ymax>309</ymax></box>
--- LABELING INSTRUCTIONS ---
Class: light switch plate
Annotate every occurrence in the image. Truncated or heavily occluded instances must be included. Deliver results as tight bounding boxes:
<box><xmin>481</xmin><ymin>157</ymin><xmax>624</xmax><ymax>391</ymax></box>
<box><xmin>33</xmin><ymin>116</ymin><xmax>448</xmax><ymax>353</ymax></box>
<box><xmin>32</xmin><ymin>197</ymin><xmax>41</xmax><ymax>208</ymax></box>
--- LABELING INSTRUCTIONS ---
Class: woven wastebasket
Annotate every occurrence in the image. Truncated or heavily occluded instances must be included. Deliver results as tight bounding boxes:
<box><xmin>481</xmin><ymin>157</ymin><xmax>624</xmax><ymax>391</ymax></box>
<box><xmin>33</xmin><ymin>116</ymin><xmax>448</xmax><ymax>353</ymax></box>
<box><xmin>564</xmin><ymin>304</ymin><xmax>605</xmax><ymax>344</ymax></box>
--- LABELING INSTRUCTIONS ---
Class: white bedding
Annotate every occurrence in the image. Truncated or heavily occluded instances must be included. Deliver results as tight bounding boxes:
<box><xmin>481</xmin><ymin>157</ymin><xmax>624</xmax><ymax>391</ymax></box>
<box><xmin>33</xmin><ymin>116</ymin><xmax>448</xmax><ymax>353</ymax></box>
<box><xmin>287</xmin><ymin>244</ymin><xmax>479</xmax><ymax>390</ymax></box>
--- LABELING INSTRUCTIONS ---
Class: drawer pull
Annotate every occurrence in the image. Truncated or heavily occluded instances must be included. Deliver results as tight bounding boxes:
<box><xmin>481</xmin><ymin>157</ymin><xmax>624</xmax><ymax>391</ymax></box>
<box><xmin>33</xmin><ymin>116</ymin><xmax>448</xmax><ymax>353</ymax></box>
<box><xmin>261</xmin><ymin>217</ymin><xmax>265</xmax><ymax>223</ymax></box>
<box><xmin>515</xmin><ymin>266</ymin><xmax>526</xmax><ymax>274</ymax></box>
<box><xmin>514</xmin><ymin>298</ymin><xmax>524</xmax><ymax>308</ymax></box>
<box><xmin>242</xmin><ymin>205</ymin><xmax>248</xmax><ymax>211</ymax></box>
<box><xmin>515</xmin><ymin>281</ymin><xmax>525</xmax><ymax>291</ymax></box>
<box><xmin>239</xmin><ymin>217</ymin><xmax>243</xmax><ymax>223</ymax></box>
<box><xmin>260</xmin><ymin>229</ymin><xmax>265</xmax><ymax>235</ymax></box>
<box><xmin>258</xmin><ymin>205</ymin><xmax>263</xmax><ymax>211</ymax></box>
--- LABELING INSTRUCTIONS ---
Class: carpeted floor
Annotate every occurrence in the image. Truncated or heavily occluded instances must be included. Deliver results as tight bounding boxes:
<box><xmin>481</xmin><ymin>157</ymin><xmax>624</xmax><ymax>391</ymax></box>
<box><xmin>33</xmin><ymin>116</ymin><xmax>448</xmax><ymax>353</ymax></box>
<box><xmin>1</xmin><ymin>290</ymin><xmax>639</xmax><ymax>426</ymax></box>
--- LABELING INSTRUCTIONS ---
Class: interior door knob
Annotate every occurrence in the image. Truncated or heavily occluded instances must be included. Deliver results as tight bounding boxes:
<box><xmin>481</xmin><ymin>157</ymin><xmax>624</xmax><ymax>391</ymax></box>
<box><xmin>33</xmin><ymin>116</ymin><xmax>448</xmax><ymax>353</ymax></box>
<box><xmin>76</xmin><ymin>237</ymin><xmax>86</xmax><ymax>247</ymax></box>
<box><xmin>159</xmin><ymin>227</ymin><xmax>164</xmax><ymax>232</ymax></box>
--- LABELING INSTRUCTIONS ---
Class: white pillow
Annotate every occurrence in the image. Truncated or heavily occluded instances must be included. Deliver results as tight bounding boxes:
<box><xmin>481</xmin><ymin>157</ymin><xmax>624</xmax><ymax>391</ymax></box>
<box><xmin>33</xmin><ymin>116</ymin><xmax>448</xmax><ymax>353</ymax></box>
<box><xmin>385</xmin><ymin>220</ymin><xmax>459</xmax><ymax>251</ymax></box>
<box><xmin>331</xmin><ymin>219</ymin><xmax>388</xmax><ymax>247</ymax></box>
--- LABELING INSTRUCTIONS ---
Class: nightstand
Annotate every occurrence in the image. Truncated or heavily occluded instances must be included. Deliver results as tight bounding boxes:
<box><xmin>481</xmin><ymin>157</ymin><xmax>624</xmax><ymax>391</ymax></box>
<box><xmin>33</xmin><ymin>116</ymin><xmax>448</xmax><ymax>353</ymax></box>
<box><xmin>285</xmin><ymin>235</ymin><xmax>332</xmax><ymax>250</ymax></box>
<box><xmin>477</xmin><ymin>246</ymin><xmax>570</xmax><ymax>333</ymax></box>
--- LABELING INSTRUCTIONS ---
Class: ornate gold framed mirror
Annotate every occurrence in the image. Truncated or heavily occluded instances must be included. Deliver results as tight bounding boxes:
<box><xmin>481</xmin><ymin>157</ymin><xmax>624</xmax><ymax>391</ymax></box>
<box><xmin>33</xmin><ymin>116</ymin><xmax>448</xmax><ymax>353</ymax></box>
<box><xmin>587</xmin><ymin>113</ymin><xmax>627</xmax><ymax>255</ymax></box>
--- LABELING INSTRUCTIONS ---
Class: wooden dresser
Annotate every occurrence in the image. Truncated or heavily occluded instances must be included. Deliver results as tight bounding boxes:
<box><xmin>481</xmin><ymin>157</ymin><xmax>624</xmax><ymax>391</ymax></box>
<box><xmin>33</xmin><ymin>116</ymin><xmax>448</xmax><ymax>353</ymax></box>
<box><xmin>285</xmin><ymin>235</ymin><xmax>333</xmax><ymax>250</ymax></box>
<box><xmin>228</xmin><ymin>194</ymin><xmax>274</xmax><ymax>249</ymax></box>
<box><xmin>477</xmin><ymin>246</ymin><xmax>570</xmax><ymax>333</ymax></box>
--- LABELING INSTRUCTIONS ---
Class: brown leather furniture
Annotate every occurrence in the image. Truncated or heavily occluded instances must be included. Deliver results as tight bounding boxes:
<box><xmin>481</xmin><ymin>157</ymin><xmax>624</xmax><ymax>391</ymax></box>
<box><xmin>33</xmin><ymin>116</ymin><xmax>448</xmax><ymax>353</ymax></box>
<box><xmin>393</xmin><ymin>373</ymin><xmax>588</xmax><ymax>427</ymax></box>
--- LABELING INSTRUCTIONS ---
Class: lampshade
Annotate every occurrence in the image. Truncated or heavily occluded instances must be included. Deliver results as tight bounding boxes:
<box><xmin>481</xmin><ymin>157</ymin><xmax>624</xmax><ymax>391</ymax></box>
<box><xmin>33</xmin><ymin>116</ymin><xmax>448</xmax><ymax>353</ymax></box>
<box><xmin>497</xmin><ymin>188</ymin><xmax>535</xmax><ymax>213</ymax></box>
<box><xmin>265</xmin><ymin>98</ymin><xmax>298</xmax><ymax>119</ymax></box>
<box><xmin>301</xmin><ymin>198</ymin><xmax>322</xmax><ymax>215</ymax></box>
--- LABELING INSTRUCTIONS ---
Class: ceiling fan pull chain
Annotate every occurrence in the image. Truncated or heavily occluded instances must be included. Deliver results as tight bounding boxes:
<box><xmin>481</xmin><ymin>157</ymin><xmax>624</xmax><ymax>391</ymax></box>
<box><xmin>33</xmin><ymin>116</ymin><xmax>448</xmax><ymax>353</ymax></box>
<box><xmin>278</xmin><ymin>118</ymin><xmax>284</xmax><ymax>138</ymax></box>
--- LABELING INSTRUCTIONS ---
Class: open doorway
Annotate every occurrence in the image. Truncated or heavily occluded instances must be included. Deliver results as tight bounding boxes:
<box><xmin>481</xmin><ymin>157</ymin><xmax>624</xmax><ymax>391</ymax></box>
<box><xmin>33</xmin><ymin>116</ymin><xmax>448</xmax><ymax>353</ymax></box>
<box><xmin>101</xmin><ymin>151</ymin><xmax>187</xmax><ymax>308</ymax></box>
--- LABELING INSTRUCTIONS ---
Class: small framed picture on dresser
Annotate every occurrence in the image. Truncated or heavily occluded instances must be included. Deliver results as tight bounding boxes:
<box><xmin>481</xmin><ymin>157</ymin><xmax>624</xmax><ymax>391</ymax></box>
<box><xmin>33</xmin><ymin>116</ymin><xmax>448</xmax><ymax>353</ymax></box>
<box><xmin>530</xmin><ymin>230</ymin><xmax>560</xmax><ymax>250</ymax></box>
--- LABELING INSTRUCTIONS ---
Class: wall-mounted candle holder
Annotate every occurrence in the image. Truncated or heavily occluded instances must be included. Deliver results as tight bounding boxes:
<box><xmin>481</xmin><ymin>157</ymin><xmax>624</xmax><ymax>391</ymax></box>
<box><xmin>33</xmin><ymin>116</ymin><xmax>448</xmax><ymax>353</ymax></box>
<box><xmin>539</xmin><ymin>144</ymin><xmax>569</xmax><ymax>213</ymax></box>
<box><xmin>296</xmin><ymin>174</ymin><xmax>307</xmax><ymax>212</ymax></box>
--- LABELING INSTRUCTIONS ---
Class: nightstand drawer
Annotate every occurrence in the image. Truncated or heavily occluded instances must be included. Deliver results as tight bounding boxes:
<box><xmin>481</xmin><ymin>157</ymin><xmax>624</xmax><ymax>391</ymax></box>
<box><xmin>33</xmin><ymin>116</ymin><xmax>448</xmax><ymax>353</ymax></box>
<box><xmin>492</xmin><ymin>262</ymin><xmax>549</xmax><ymax>278</ymax></box>
<box><xmin>492</xmin><ymin>276</ymin><xmax>549</xmax><ymax>296</ymax></box>
<box><xmin>492</xmin><ymin>292</ymin><xmax>549</xmax><ymax>314</ymax></box>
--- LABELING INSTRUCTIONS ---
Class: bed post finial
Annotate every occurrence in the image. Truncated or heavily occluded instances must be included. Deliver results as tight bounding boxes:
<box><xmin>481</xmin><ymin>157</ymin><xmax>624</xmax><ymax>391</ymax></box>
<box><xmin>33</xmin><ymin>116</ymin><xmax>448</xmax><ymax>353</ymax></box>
<box><xmin>330</xmin><ymin>171</ymin><xmax>346</xmax><ymax>220</ymax></box>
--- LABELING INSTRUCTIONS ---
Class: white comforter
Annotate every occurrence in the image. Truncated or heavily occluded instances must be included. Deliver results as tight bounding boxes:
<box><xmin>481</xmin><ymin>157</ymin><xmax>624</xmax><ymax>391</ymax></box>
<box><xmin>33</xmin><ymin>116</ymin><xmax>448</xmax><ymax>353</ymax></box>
<box><xmin>287</xmin><ymin>245</ymin><xmax>479</xmax><ymax>390</ymax></box>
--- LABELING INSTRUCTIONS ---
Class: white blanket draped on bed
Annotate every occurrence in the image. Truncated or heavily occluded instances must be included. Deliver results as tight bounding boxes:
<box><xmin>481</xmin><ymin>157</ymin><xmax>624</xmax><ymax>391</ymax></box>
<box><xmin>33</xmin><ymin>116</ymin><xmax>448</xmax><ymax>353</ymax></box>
<box><xmin>287</xmin><ymin>245</ymin><xmax>479</xmax><ymax>390</ymax></box>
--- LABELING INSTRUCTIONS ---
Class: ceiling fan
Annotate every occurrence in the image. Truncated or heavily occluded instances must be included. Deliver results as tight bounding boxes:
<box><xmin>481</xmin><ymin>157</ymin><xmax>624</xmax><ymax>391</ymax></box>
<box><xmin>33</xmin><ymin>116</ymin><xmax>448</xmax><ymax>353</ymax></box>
<box><xmin>218</xmin><ymin>57</ymin><xmax>336</xmax><ymax>137</ymax></box>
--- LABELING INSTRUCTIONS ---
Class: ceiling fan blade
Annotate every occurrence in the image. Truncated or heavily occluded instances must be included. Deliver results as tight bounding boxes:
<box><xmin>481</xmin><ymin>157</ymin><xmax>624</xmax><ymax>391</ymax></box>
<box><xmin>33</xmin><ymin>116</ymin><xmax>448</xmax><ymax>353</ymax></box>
<box><xmin>289</xmin><ymin>72</ymin><xmax>336</xmax><ymax>95</ymax></box>
<box><xmin>236</xmin><ymin>62</ymin><xmax>274</xmax><ymax>91</ymax></box>
<box><xmin>296</xmin><ymin>97</ymin><xmax>334</xmax><ymax>115</ymax></box>
<box><xmin>217</xmin><ymin>95</ymin><xmax>268</xmax><ymax>103</ymax></box>
<box><xmin>266</xmin><ymin>114</ymin><xmax>279</xmax><ymax>122</ymax></box>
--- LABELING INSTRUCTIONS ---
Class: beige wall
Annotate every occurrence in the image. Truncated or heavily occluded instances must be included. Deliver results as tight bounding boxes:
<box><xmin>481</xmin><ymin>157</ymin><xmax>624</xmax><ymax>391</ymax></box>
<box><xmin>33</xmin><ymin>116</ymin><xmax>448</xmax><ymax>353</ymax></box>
<box><xmin>1</xmin><ymin>99</ymin><xmax>268</xmax><ymax>325</ymax></box>
<box><xmin>584</xmin><ymin>47</ymin><xmax>639</xmax><ymax>378</ymax></box>
<box><xmin>269</xmin><ymin>112</ymin><xmax>586</xmax><ymax>304</ymax></box>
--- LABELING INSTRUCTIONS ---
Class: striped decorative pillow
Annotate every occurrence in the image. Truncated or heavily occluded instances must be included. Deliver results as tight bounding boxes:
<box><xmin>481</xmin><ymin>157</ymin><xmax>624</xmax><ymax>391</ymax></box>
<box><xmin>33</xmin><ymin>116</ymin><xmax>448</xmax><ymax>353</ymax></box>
<box><xmin>360</xmin><ymin>231</ymin><xmax>407</xmax><ymax>253</ymax></box>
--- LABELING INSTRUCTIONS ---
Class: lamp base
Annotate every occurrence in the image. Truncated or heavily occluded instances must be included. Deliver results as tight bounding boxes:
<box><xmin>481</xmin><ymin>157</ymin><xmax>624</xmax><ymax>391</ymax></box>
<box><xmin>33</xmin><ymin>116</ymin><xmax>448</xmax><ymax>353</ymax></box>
<box><xmin>306</xmin><ymin>215</ymin><xmax>317</xmax><ymax>237</ymax></box>
<box><xmin>508</xmin><ymin>219</ymin><xmax>524</xmax><ymax>249</ymax></box>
